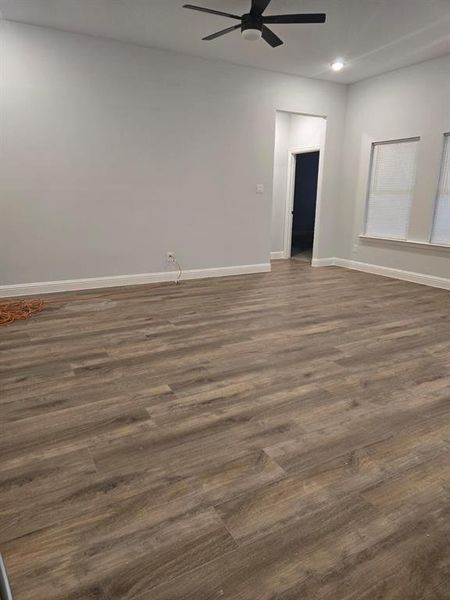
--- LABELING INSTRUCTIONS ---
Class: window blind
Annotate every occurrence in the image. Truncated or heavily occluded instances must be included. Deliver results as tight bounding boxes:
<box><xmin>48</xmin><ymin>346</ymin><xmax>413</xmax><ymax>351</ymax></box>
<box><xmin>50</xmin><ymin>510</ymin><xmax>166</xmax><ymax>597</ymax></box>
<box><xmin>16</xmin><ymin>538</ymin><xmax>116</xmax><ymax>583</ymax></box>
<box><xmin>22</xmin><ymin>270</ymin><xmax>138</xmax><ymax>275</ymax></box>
<box><xmin>431</xmin><ymin>134</ymin><xmax>450</xmax><ymax>245</ymax></box>
<box><xmin>365</xmin><ymin>139</ymin><xmax>419</xmax><ymax>239</ymax></box>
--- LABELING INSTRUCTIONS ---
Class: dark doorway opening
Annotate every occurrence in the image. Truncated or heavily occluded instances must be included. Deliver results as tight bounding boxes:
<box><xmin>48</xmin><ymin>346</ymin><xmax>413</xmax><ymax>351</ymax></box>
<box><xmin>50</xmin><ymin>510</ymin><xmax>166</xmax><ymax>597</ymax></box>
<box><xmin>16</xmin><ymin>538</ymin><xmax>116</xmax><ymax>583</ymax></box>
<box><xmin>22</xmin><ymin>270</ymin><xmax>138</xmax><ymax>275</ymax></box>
<box><xmin>291</xmin><ymin>151</ymin><xmax>320</xmax><ymax>261</ymax></box>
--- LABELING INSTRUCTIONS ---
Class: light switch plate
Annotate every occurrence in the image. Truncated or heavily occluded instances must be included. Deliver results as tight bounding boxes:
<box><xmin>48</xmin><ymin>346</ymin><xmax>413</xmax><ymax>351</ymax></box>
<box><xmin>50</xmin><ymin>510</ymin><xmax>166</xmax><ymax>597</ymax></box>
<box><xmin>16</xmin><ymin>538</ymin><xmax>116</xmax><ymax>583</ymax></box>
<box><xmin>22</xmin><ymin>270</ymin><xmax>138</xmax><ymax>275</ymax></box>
<box><xmin>256</xmin><ymin>184</ymin><xmax>264</xmax><ymax>194</ymax></box>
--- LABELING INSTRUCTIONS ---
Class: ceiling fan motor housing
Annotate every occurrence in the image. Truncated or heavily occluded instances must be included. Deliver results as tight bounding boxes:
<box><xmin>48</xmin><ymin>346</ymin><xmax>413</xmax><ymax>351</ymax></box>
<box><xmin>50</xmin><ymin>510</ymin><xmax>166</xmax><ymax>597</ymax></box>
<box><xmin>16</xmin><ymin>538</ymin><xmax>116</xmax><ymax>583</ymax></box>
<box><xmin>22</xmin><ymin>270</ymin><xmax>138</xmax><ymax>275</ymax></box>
<box><xmin>241</xmin><ymin>13</ymin><xmax>263</xmax><ymax>40</ymax></box>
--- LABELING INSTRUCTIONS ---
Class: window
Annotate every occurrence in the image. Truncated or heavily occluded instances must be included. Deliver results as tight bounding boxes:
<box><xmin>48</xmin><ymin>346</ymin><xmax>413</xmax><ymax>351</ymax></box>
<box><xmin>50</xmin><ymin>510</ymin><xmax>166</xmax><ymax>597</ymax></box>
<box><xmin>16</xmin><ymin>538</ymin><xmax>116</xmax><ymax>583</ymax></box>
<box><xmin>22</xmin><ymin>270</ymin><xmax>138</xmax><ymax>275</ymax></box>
<box><xmin>365</xmin><ymin>138</ymin><xmax>419</xmax><ymax>240</ymax></box>
<box><xmin>431</xmin><ymin>134</ymin><xmax>450</xmax><ymax>245</ymax></box>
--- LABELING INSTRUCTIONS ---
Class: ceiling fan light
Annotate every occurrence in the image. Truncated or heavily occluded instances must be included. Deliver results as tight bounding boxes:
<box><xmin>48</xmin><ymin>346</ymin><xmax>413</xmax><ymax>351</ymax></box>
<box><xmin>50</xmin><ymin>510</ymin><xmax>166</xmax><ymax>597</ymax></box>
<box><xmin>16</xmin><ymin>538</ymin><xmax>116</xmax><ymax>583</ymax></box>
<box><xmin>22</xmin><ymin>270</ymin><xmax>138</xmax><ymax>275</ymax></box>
<box><xmin>242</xmin><ymin>28</ymin><xmax>262</xmax><ymax>41</ymax></box>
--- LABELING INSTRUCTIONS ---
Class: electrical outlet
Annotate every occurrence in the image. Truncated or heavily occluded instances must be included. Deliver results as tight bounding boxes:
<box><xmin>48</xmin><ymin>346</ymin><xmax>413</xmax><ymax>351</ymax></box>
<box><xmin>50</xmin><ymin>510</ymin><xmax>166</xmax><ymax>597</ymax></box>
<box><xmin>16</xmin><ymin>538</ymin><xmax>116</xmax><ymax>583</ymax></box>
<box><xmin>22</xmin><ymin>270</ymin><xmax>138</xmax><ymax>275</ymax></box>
<box><xmin>256</xmin><ymin>183</ymin><xmax>264</xmax><ymax>194</ymax></box>
<box><xmin>167</xmin><ymin>252</ymin><xmax>176</xmax><ymax>262</ymax></box>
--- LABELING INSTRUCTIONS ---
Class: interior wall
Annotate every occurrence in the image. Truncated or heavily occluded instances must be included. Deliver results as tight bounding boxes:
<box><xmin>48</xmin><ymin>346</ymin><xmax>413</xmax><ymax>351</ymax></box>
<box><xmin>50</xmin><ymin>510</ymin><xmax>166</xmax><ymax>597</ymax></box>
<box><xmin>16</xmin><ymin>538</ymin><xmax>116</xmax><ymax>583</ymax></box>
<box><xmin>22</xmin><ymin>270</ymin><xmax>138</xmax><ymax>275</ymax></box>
<box><xmin>0</xmin><ymin>21</ymin><xmax>346</xmax><ymax>286</ymax></box>
<box><xmin>271</xmin><ymin>112</ymin><xmax>326</xmax><ymax>254</ymax></box>
<box><xmin>336</xmin><ymin>54</ymin><xmax>450</xmax><ymax>279</ymax></box>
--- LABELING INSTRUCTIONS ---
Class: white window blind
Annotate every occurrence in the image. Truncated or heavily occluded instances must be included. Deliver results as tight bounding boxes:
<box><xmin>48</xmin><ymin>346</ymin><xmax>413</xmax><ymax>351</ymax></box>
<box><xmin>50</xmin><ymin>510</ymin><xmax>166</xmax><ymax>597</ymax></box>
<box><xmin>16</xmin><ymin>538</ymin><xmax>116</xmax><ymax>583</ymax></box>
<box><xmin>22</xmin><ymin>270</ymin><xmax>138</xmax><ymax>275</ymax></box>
<box><xmin>365</xmin><ymin>138</ymin><xmax>419</xmax><ymax>239</ymax></box>
<box><xmin>431</xmin><ymin>134</ymin><xmax>450</xmax><ymax>245</ymax></box>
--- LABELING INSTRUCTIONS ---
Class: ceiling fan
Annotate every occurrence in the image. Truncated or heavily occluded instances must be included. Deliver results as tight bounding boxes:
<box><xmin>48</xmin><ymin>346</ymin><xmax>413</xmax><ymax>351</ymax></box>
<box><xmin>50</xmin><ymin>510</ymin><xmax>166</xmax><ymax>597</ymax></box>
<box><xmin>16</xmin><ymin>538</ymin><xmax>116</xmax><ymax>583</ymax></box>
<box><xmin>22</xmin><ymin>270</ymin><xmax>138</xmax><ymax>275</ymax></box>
<box><xmin>183</xmin><ymin>0</ymin><xmax>326</xmax><ymax>47</ymax></box>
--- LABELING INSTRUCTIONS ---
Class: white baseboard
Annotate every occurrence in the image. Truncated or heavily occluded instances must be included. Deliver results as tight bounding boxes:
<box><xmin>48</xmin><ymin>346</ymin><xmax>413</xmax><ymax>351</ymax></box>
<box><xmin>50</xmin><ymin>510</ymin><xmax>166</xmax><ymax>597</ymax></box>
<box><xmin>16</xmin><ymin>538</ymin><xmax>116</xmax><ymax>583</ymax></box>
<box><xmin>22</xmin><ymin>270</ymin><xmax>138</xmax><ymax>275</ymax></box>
<box><xmin>333</xmin><ymin>258</ymin><xmax>450</xmax><ymax>290</ymax></box>
<box><xmin>3</xmin><ymin>257</ymin><xmax>448</xmax><ymax>297</ymax></box>
<box><xmin>270</xmin><ymin>251</ymin><xmax>286</xmax><ymax>260</ymax></box>
<box><xmin>0</xmin><ymin>263</ymin><xmax>271</xmax><ymax>298</ymax></box>
<box><xmin>311</xmin><ymin>257</ymin><xmax>335</xmax><ymax>267</ymax></box>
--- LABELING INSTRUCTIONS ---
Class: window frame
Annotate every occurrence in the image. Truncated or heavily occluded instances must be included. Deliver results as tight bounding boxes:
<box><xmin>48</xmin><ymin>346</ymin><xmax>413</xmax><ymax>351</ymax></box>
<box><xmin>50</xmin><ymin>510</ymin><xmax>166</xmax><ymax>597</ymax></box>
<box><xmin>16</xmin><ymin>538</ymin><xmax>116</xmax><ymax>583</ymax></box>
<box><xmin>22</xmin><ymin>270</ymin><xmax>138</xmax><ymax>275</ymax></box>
<box><xmin>430</xmin><ymin>132</ymin><xmax>450</xmax><ymax>247</ymax></box>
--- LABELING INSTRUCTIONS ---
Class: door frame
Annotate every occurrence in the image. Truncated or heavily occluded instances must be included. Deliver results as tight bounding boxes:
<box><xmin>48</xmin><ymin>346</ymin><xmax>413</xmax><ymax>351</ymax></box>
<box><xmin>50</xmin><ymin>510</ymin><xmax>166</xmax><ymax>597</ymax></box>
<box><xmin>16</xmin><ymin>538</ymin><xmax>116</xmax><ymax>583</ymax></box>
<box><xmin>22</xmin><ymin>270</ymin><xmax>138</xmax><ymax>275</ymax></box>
<box><xmin>283</xmin><ymin>146</ymin><xmax>321</xmax><ymax>259</ymax></box>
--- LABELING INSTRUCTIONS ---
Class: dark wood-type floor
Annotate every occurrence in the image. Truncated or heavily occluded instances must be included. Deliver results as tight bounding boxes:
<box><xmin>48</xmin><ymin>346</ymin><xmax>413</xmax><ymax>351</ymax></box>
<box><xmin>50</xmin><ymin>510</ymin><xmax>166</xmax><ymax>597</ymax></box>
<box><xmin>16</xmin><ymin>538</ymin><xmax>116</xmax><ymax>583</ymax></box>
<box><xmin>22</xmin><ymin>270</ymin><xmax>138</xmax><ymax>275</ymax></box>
<box><xmin>1</xmin><ymin>260</ymin><xmax>450</xmax><ymax>599</ymax></box>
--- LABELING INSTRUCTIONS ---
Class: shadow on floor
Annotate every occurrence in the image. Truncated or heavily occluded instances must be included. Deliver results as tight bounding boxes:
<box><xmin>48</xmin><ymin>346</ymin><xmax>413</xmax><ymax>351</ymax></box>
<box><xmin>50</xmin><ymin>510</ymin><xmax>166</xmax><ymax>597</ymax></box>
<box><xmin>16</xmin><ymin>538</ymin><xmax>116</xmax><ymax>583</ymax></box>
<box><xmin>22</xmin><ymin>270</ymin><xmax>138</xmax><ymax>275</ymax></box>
<box><xmin>290</xmin><ymin>247</ymin><xmax>312</xmax><ymax>263</ymax></box>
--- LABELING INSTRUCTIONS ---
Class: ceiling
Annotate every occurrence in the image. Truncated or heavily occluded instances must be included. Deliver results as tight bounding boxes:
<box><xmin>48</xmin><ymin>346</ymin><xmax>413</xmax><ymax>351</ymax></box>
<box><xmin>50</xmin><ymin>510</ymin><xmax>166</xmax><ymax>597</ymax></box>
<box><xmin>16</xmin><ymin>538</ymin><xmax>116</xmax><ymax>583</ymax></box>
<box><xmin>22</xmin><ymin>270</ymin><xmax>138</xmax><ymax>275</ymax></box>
<box><xmin>1</xmin><ymin>0</ymin><xmax>449</xmax><ymax>84</ymax></box>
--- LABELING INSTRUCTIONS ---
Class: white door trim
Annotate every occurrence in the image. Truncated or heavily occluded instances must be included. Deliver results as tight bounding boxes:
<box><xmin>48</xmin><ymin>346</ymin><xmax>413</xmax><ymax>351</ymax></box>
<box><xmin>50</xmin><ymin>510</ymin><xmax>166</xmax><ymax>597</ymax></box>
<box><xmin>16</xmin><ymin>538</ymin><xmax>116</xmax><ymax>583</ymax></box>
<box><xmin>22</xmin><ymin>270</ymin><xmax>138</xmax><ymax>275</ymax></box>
<box><xmin>283</xmin><ymin>146</ymin><xmax>322</xmax><ymax>259</ymax></box>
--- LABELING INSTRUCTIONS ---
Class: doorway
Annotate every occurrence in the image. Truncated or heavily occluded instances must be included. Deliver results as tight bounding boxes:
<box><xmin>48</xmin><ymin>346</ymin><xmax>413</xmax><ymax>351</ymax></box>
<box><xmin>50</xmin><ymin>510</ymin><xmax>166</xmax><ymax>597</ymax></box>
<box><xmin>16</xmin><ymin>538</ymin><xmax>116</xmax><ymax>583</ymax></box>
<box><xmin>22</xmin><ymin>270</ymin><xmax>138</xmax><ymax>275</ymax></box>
<box><xmin>290</xmin><ymin>150</ymin><xmax>320</xmax><ymax>261</ymax></box>
<box><xmin>271</xmin><ymin>111</ymin><xmax>326</xmax><ymax>262</ymax></box>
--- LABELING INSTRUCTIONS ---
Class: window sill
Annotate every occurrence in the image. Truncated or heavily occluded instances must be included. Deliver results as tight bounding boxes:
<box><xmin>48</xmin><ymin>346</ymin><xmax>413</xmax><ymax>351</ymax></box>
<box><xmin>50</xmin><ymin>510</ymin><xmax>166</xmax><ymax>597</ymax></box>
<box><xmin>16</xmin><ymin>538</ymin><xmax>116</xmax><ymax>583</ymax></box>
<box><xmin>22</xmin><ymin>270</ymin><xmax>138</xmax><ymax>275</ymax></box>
<box><xmin>359</xmin><ymin>235</ymin><xmax>450</xmax><ymax>251</ymax></box>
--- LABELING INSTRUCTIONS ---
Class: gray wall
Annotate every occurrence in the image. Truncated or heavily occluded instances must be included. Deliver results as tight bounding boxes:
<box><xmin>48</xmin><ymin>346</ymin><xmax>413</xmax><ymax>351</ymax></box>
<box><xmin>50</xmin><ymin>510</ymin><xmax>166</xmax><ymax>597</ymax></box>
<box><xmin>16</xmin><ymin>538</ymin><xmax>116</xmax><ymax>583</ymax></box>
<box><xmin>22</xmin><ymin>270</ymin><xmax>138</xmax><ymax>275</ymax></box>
<box><xmin>337</xmin><ymin>55</ymin><xmax>450</xmax><ymax>279</ymax></box>
<box><xmin>0</xmin><ymin>22</ymin><xmax>347</xmax><ymax>285</ymax></box>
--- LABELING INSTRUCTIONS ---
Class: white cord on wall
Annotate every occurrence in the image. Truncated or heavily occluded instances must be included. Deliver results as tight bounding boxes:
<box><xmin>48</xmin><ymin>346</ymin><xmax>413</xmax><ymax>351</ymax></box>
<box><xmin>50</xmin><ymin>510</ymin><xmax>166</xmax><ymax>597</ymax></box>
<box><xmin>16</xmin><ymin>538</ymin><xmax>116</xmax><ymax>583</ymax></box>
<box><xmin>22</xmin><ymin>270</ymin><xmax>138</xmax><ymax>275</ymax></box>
<box><xmin>174</xmin><ymin>258</ymin><xmax>182</xmax><ymax>284</ymax></box>
<box><xmin>167</xmin><ymin>252</ymin><xmax>182</xmax><ymax>284</ymax></box>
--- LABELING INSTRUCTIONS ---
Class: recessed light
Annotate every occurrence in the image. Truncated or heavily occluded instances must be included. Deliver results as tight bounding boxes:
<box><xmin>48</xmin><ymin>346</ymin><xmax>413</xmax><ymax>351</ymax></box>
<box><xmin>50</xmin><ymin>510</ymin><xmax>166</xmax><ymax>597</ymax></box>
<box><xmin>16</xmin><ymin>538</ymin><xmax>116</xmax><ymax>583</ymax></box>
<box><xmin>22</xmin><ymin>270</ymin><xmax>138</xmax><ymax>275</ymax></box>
<box><xmin>331</xmin><ymin>59</ymin><xmax>345</xmax><ymax>72</ymax></box>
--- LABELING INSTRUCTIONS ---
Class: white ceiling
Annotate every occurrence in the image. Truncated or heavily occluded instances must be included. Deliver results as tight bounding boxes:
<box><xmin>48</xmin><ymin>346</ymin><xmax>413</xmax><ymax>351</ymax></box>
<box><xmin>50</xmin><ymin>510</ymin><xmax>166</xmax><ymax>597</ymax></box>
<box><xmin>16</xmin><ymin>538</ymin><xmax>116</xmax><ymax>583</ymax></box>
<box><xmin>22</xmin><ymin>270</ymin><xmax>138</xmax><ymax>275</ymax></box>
<box><xmin>1</xmin><ymin>0</ymin><xmax>449</xmax><ymax>84</ymax></box>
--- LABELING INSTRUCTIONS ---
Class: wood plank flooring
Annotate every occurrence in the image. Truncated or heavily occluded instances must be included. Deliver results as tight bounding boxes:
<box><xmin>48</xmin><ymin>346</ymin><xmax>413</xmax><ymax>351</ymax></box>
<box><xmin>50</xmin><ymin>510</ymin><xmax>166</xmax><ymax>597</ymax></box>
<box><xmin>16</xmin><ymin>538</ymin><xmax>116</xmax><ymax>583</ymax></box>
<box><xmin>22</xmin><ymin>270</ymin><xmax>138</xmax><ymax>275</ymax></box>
<box><xmin>1</xmin><ymin>260</ymin><xmax>450</xmax><ymax>599</ymax></box>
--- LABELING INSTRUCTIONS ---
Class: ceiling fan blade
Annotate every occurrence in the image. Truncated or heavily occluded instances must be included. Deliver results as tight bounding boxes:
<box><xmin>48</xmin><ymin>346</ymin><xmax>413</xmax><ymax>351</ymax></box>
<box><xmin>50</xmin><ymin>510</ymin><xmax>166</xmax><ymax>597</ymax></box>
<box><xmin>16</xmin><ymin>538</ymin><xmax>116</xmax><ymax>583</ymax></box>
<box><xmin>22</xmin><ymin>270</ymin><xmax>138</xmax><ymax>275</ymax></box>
<box><xmin>263</xmin><ymin>13</ymin><xmax>326</xmax><ymax>24</ymax></box>
<box><xmin>250</xmin><ymin>0</ymin><xmax>272</xmax><ymax>16</ymax></box>
<box><xmin>183</xmin><ymin>4</ymin><xmax>241</xmax><ymax>20</ymax></box>
<box><xmin>202</xmin><ymin>24</ymin><xmax>241</xmax><ymax>40</ymax></box>
<box><xmin>261</xmin><ymin>25</ymin><xmax>283</xmax><ymax>48</ymax></box>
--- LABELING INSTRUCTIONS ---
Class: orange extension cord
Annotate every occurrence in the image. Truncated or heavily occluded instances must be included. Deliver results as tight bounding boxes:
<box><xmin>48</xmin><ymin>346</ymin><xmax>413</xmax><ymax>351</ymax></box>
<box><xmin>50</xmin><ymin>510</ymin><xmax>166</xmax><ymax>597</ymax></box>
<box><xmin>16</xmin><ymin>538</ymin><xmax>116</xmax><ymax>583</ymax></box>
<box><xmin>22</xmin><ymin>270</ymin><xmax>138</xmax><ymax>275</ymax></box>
<box><xmin>0</xmin><ymin>299</ymin><xmax>44</xmax><ymax>326</ymax></box>
<box><xmin>0</xmin><ymin>292</ymin><xmax>113</xmax><ymax>326</ymax></box>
